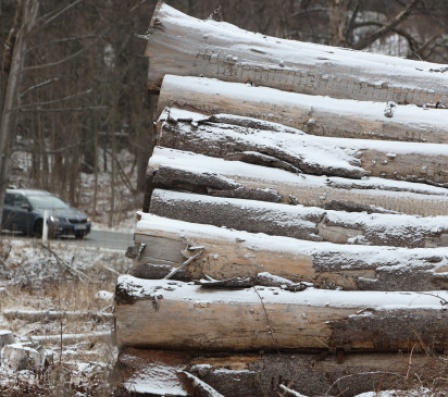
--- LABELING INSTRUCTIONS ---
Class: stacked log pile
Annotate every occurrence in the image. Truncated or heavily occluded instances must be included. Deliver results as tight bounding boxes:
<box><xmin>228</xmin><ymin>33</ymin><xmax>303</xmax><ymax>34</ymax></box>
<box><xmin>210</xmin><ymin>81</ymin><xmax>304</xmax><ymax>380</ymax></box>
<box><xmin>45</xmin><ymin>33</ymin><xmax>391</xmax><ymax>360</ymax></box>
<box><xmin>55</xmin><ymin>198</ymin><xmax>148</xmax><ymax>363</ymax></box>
<box><xmin>113</xmin><ymin>2</ymin><xmax>448</xmax><ymax>396</ymax></box>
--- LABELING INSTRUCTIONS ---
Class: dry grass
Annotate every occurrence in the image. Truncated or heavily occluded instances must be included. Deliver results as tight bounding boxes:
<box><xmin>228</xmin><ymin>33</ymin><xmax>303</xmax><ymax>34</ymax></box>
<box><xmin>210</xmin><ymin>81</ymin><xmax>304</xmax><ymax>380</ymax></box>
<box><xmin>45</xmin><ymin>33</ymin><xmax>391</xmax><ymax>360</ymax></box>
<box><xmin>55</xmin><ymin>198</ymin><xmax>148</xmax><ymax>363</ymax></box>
<box><xmin>0</xmin><ymin>239</ymin><xmax>132</xmax><ymax>396</ymax></box>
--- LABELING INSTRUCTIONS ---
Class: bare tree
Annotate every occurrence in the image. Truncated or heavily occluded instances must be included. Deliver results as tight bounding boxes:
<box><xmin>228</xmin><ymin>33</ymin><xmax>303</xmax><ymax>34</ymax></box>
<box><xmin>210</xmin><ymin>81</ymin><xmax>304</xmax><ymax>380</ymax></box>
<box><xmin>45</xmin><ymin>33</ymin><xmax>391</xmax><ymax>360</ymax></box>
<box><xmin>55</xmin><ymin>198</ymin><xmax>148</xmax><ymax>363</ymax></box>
<box><xmin>0</xmin><ymin>0</ymin><xmax>38</xmax><ymax>231</ymax></box>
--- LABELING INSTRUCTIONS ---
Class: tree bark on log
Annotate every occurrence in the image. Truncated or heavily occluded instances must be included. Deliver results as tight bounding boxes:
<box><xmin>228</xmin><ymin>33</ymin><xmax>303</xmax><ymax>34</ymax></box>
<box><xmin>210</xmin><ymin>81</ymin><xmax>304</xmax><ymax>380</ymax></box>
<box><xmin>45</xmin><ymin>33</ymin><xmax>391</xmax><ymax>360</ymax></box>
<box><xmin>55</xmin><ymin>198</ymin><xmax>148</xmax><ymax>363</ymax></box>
<box><xmin>147</xmin><ymin>147</ymin><xmax>448</xmax><ymax>216</ymax></box>
<box><xmin>158</xmin><ymin>75</ymin><xmax>448</xmax><ymax>144</ymax></box>
<box><xmin>149</xmin><ymin>189</ymin><xmax>448</xmax><ymax>248</ymax></box>
<box><xmin>145</xmin><ymin>2</ymin><xmax>448</xmax><ymax>107</ymax></box>
<box><xmin>114</xmin><ymin>276</ymin><xmax>448</xmax><ymax>352</ymax></box>
<box><xmin>158</xmin><ymin>107</ymin><xmax>448</xmax><ymax>186</ymax></box>
<box><xmin>113</xmin><ymin>347</ymin><xmax>448</xmax><ymax>397</ymax></box>
<box><xmin>132</xmin><ymin>212</ymin><xmax>448</xmax><ymax>291</ymax></box>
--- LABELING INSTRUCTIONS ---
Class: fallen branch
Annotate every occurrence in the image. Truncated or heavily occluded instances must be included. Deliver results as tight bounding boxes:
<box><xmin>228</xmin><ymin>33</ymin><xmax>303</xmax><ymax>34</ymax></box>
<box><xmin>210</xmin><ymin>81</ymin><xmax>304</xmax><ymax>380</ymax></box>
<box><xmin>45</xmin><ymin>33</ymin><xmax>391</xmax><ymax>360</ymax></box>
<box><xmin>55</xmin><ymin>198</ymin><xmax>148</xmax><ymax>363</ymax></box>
<box><xmin>2</xmin><ymin>309</ymin><xmax>113</xmax><ymax>322</ymax></box>
<box><xmin>163</xmin><ymin>248</ymin><xmax>204</xmax><ymax>280</ymax></box>
<box><xmin>30</xmin><ymin>331</ymin><xmax>112</xmax><ymax>345</ymax></box>
<box><xmin>279</xmin><ymin>384</ymin><xmax>309</xmax><ymax>397</ymax></box>
<box><xmin>39</xmin><ymin>243</ymin><xmax>90</xmax><ymax>282</ymax></box>
<box><xmin>181</xmin><ymin>371</ymin><xmax>225</xmax><ymax>397</ymax></box>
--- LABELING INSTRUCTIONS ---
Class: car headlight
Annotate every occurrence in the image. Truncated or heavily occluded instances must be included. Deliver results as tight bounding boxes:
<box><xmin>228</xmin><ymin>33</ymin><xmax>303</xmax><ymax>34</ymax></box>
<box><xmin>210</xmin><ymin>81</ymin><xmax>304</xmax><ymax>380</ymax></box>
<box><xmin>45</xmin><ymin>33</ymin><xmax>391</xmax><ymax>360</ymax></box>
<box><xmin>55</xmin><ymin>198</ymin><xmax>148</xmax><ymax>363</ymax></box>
<box><xmin>50</xmin><ymin>216</ymin><xmax>60</xmax><ymax>222</ymax></box>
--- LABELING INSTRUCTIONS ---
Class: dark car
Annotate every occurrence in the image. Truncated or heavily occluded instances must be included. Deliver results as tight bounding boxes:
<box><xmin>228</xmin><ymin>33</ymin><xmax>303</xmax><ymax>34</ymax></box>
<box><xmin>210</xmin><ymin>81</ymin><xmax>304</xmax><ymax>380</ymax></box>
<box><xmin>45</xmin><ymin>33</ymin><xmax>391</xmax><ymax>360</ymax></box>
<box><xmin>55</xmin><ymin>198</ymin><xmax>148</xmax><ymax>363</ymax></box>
<box><xmin>1</xmin><ymin>189</ymin><xmax>92</xmax><ymax>238</ymax></box>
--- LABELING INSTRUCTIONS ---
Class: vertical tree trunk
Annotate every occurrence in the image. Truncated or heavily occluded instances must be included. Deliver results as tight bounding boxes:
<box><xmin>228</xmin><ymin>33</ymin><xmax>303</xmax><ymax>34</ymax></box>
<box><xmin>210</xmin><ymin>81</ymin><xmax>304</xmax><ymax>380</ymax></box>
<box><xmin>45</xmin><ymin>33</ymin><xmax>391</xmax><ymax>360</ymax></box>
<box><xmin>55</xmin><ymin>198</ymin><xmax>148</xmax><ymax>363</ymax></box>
<box><xmin>327</xmin><ymin>0</ymin><xmax>350</xmax><ymax>47</ymax></box>
<box><xmin>0</xmin><ymin>0</ymin><xmax>38</xmax><ymax>230</ymax></box>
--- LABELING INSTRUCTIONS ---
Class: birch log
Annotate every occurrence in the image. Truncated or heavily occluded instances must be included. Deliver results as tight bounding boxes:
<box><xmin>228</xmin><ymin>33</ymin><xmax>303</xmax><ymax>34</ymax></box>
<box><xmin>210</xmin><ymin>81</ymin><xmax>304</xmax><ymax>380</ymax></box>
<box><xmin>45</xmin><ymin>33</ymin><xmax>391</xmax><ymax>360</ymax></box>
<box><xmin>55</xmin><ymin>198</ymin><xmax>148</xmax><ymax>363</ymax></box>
<box><xmin>158</xmin><ymin>76</ymin><xmax>448</xmax><ymax>144</ymax></box>
<box><xmin>115</xmin><ymin>276</ymin><xmax>448</xmax><ymax>351</ymax></box>
<box><xmin>132</xmin><ymin>213</ymin><xmax>448</xmax><ymax>291</ymax></box>
<box><xmin>158</xmin><ymin>107</ymin><xmax>448</xmax><ymax>186</ymax></box>
<box><xmin>149</xmin><ymin>189</ymin><xmax>448</xmax><ymax>248</ymax></box>
<box><xmin>115</xmin><ymin>347</ymin><xmax>448</xmax><ymax>397</ymax></box>
<box><xmin>147</xmin><ymin>147</ymin><xmax>448</xmax><ymax>216</ymax></box>
<box><xmin>145</xmin><ymin>2</ymin><xmax>448</xmax><ymax>107</ymax></box>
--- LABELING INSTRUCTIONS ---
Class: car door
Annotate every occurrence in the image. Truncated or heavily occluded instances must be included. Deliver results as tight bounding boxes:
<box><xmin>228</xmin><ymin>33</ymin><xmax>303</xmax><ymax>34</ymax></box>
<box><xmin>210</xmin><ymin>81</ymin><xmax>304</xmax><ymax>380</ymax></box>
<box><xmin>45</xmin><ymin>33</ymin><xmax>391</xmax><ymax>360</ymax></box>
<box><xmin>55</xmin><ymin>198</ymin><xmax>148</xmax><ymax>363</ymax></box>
<box><xmin>11</xmin><ymin>194</ymin><xmax>35</xmax><ymax>234</ymax></box>
<box><xmin>1</xmin><ymin>193</ymin><xmax>15</xmax><ymax>230</ymax></box>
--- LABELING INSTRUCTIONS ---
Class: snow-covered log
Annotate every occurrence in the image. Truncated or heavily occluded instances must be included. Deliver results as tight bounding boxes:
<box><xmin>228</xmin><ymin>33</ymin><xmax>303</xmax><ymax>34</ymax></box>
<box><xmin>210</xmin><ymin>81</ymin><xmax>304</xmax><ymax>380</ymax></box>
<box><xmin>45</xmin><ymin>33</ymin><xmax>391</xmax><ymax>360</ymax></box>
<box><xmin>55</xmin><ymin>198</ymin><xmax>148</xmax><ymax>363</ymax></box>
<box><xmin>1</xmin><ymin>343</ymin><xmax>51</xmax><ymax>373</ymax></box>
<box><xmin>147</xmin><ymin>147</ymin><xmax>448</xmax><ymax>216</ymax></box>
<box><xmin>30</xmin><ymin>331</ymin><xmax>112</xmax><ymax>346</ymax></box>
<box><xmin>158</xmin><ymin>107</ymin><xmax>448</xmax><ymax>186</ymax></box>
<box><xmin>145</xmin><ymin>2</ymin><xmax>448</xmax><ymax>107</ymax></box>
<box><xmin>149</xmin><ymin>189</ymin><xmax>448</xmax><ymax>248</ymax></box>
<box><xmin>0</xmin><ymin>330</ymin><xmax>15</xmax><ymax>350</ymax></box>
<box><xmin>159</xmin><ymin>76</ymin><xmax>448</xmax><ymax>144</ymax></box>
<box><xmin>115</xmin><ymin>347</ymin><xmax>447</xmax><ymax>397</ymax></box>
<box><xmin>114</xmin><ymin>276</ymin><xmax>448</xmax><ymax>352</ymax></box>
<box><xmin>132</xmin><ymin>212</ymin><xmax>448</xmax><ymax>291</ymax></box>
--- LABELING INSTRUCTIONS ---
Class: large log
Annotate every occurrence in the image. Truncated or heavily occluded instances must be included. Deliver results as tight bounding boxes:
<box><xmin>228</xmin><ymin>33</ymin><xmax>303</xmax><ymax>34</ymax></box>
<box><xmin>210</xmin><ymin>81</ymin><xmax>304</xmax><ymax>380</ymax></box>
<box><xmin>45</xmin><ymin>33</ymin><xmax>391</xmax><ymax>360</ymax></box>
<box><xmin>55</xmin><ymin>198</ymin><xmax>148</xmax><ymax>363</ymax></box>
<box><xmin>158</xmin><ymin>75</ymin><xmax>448</xmax><ymax>144</ymax></box>
<box><xmin>114</xmin><ymin>347</ymin><xmax>448</xmax><ymax>397</ymax></box>
<box><xmin>147</xmin><ymin>147</ymin><xmax>448</xmax><ymax>216</ymax></box>
<box><xmin>145</xmin><ymin>2</ymin><xmax>448</xmax><ymax>107</ymax></box>
<box><xmin>114</xmin><ymin>276</ymin><xmax>448</xmax><ymax>352</ymax></box>
<box><xmin>158</xmin><ymin>107</ymin><xmax>448</xmax><ymax>186</ymax></box>
<box><xmin>132</xmin><ymin>212</ymin><xmax>448</xmax><ymax>291</ymax></box>
<box><xmin>149</xmin><ymin>189</ymin><xmax>448</xmax><ymax>248</ymax></box>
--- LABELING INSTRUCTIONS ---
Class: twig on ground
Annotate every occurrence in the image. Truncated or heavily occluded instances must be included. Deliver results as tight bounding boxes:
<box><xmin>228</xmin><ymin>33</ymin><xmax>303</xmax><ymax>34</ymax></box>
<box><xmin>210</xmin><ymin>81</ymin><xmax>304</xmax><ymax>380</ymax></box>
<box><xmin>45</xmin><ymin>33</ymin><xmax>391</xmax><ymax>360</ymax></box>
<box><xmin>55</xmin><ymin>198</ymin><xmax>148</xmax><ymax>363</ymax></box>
<box><xmin>181</xmin><ymin>371</ymin><xmax>225</xmax><ymax>397</ymax></box>
<box><xmin>279</xmin><ymin>384</ymin><xmax>309</xmax><ymax>397</ymax></box>
<box><xmin>39</xmin><ymin>243</ymin><xmax>90</xmax><ymax>281</ymax></box>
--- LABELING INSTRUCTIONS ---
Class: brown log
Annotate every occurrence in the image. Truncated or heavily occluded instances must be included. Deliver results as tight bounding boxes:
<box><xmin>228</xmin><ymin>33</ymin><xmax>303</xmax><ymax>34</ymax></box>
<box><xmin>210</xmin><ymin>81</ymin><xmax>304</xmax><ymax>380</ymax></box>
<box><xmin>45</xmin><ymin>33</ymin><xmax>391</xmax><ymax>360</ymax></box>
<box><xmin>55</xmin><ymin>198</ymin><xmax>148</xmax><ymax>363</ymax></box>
<box><xmin>114</xmin><ymin>276</ymin><xmax>448</xmax><ymax>352</ymax></box>
<box><xmin>158</xmin><ymin>75</ymin><xmax>448</xmax><ymax>144</ymax></box>
<box><xmin>113</xmin><ymin>347</ymin><xmax>448</xmax><ymax>397</ymax></box>
<box><xmin>158</xmin><ymin>107</ymin><xmax>448</xmax><ymax>186</ymax></box>
<box><xmin>147</xmin><ymin>147</ymin><xmax>448</xmax><ymax>216</ymax></box>
<box><xmin>132</xmin><ymin>212</ymin><xmax>448</xmax><ymax>291</ymax></box>
<box><xmin>149</xmin><ymin>189</ymin><xmax>448</xmax><ymax>248</ymax></box>
<box><xmin>145</xmin><ymin>2</ymin><xmax>448</xmax><ymax>107</ymax></box>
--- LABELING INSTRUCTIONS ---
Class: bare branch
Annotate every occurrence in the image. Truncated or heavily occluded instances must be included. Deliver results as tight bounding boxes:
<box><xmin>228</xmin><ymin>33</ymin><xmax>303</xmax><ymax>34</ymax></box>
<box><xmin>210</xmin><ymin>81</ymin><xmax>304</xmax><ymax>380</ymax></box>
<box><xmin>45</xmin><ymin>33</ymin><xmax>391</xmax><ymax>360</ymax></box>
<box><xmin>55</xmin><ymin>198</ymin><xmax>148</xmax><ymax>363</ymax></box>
<box><xmin>20</xmin><ymin>89</ymin><xmax>93</xmax><ymax>109</ymax></box>
<box><xmin>32</xmin><ymin>0</ymin><xmax>84</xmax><ymax>35</ymax></box>
<box><xmin>19</xmin><ymin>77</ymin><xmax>60</xmax><ymax>98</ymax></box>
<box><xmin>19</xmin><ymin>106</ymin><xmax>107</xmax><ymax>113</ymax></box>
<box><xmin>23</xmin><ymin>40</ymin><xmax>96</xmax><ymax>71</ymax></box>
<box><xmin>26</xmin><ymin>35</ymin><xmax>97</xmax><ymax>54</ymax></box>
<box><xmin>353</xmin><ymin>0</ymin><xmax>421</xmax><ymax>50</ymax></box>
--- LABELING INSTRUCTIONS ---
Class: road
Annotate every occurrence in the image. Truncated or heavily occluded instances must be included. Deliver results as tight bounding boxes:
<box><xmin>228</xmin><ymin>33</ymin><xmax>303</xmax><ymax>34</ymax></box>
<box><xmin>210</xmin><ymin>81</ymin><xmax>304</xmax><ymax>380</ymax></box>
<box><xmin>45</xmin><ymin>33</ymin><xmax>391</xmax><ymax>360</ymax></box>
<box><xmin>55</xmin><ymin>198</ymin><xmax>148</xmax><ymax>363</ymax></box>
<box><xmin>1</xmin><ymin>229</ymin><xmax>135</xmax><ymax>251</ymax></box>
<box><xmin>76</xmin><ymin>229</ymin><xmax>134</xmax><ymax>251</ymax></box>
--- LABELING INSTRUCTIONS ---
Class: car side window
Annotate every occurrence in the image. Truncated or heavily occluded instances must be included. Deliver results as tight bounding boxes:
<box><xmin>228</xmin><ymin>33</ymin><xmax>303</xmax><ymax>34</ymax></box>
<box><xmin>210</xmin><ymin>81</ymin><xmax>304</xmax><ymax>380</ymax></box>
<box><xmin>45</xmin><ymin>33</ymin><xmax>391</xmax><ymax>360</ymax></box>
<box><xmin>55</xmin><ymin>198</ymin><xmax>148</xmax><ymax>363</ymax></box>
<box><xmin>4</xmin><ymin>193</ymin><xmax>14</xmax><ymax>206</ymax></box>
<box><xmin>14</xmin><ymin>195</ymin><xmax>29</xmax><ymax>209</ymax></box>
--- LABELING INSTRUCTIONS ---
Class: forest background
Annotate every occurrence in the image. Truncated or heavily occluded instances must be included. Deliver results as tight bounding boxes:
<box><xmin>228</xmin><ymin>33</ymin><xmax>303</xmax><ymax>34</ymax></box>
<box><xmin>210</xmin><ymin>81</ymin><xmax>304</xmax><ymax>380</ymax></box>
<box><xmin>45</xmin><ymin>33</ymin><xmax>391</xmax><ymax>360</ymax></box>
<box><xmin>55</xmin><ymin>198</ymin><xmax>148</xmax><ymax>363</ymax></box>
<box><xmin>1</xmin><ymin>0</ymin><xmax>448</xmax><ymax>226</ymax></box>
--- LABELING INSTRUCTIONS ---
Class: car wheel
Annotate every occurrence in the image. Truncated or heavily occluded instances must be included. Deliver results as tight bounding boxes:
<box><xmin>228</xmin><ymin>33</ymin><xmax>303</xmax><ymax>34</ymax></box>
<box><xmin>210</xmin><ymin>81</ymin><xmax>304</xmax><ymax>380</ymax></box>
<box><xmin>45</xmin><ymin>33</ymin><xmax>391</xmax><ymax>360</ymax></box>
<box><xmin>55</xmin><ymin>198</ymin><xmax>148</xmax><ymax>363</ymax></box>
<box><xmin>74</xmin><ymin>232</ymin><xmax>86</xmax><ymax>239</ymax></box>
<box><xmin>33</xmin><ymin>219</ymin><xmax>43</xmax><ymax>237</ymax></box>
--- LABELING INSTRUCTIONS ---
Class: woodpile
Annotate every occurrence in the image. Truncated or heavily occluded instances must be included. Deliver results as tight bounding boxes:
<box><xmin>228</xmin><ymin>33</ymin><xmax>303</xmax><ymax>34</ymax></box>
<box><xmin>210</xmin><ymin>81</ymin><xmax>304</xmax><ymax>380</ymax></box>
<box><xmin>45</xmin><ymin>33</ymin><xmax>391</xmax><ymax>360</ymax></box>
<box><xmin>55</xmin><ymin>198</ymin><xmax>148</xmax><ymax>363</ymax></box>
<box><xmin>113</xmin><ymin>2</ymin><xmax>448</xmax><ymax>396</ymax></box>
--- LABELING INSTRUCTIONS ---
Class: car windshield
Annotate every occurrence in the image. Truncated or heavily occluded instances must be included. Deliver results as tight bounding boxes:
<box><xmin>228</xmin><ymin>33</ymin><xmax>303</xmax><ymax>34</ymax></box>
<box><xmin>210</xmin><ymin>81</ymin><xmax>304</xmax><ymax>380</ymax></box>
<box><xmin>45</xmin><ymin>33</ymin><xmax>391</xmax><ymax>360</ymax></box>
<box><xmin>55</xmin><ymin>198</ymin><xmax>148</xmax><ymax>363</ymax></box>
<box><xmin>27</xmin><ymin>195</ymin><xmax>70</xmax><ymax>210</ymax></box>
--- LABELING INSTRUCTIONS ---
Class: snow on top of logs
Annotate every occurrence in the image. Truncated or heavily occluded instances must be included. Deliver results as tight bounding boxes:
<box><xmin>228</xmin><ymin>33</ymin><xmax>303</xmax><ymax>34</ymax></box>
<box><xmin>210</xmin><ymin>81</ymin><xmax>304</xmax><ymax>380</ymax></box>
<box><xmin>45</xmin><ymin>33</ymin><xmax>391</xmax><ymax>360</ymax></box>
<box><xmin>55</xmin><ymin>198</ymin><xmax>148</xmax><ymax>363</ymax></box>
<box><xmin>150</xmin><ymin>189</ymin><xmax>448</xmax><ymax>248</ymax></box>
<box><xmin>160</xmin><ymin>106</ymin><xmax>448</xmax><ymax>157</ymax></box>
<box><xmin>145</xmin><ymin>2</ymin><xmax>448</xmax><ymax>106</ymax></box>
<box><xmin>117</xmin><ymin>275</ymin><xmax>448</xmax><ymax>311</ymax></box>
<box><xmin>133</xmin><ymin>212</ymin><xmax>448</xmax><ymax>291</ymax></box>
<box><xmin>159</xmin><ymin>75</ymin><xmax>448</xmax><ymax>144</ymax></box>
<box><xmin>157</xmin><ymin>106</ymin><xmax>448</xmax><ymax>187</ymax></box>
<box><xmin>148</xmin><ymin>147</ymin><xmax>448</xmax><ymax>198</ymax></box>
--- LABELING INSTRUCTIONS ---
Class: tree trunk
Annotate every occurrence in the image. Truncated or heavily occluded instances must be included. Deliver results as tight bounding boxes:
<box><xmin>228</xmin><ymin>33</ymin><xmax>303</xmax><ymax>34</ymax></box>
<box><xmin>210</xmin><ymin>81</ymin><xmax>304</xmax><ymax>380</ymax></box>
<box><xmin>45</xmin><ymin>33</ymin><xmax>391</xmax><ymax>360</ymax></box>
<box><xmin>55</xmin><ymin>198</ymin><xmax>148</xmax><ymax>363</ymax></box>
<box><xmin>147</xmin><ymin>147</ymin><xmax>448</xmax><ymax>217</ymax></box>
<box><xmin>158</xmin><ymin>75</ymin><xmax>448</xmax><ymax>144</ymax></box>
<box><xmin>145</xmin><ymin>2</ymin><xmax>448</xmax><ymax>106</ymax></box>
<box><xmin>114</xmin><ymin>347</ymin><xmax>447</xmax><ymax>397</ymax></box>
<box><xmin>115</xmin><ymin>276</ymin><xmax>448</xmax><ymax>352</ymax></box>
<box><xmin>158</xmin><ymin>107</ymin><xmax>448</xmax><ymax>186</ymax></box>
<box><xmin>149</xmin><ymin>189</ymin><xmax>448</xmax><ymax>248</ymax></box>
<box><xmin>0</xmin><ymin>0</ymin><xmax>38</xmax><ymax>230</ymax></box>
<box><xmin>131</xmin><ymin>212</ymin><xmax>448</xmax><ymax>291</ymax></box>
<box><xmin>327</xmin><ymin>0</ymin><xmax>350</xmax><ymax>47</ymax></box>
